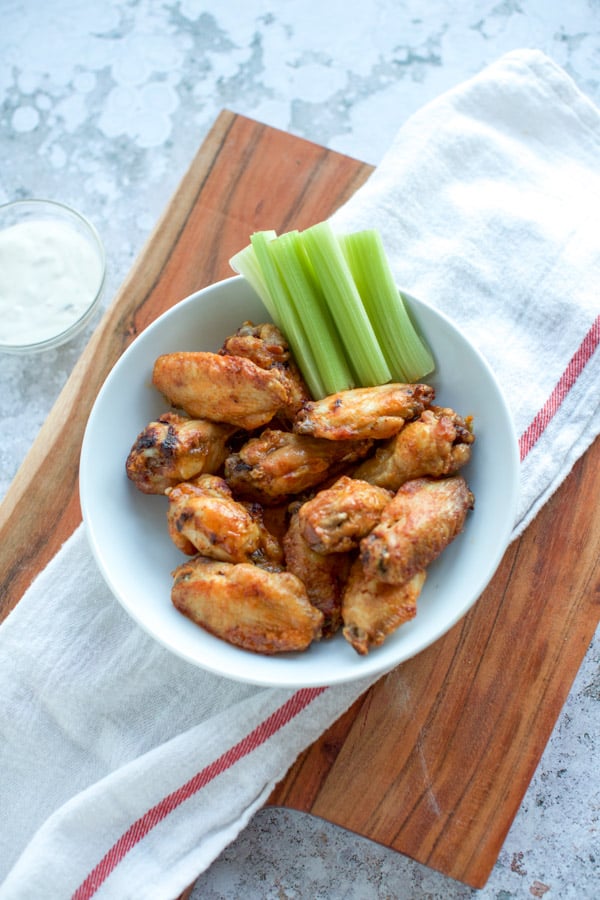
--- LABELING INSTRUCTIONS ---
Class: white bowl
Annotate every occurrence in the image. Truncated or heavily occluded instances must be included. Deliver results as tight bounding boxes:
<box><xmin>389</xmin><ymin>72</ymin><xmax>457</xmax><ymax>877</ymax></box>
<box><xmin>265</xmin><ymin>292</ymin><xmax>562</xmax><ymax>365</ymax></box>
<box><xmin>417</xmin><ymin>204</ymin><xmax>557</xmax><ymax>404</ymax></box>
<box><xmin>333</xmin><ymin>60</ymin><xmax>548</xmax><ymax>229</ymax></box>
<box><xmin>80</xmin><ymin>275</ymin><xmax>519</xmax><ymax>687</ymax></box>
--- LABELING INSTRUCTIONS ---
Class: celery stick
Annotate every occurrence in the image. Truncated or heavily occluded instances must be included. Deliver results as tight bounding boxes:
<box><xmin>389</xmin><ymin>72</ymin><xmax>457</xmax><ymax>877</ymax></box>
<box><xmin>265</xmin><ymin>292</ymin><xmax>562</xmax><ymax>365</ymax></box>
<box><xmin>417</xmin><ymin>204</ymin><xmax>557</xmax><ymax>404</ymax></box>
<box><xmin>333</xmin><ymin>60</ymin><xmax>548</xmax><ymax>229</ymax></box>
<box><xmin>249</xmin><ymin>231</ymin><xmax>326</xmax><ymax>399</ymax></box>
<box><xmin>229</xmin><ymin>231</ymin><xmax>277</xmax><ymax>319</ymax></box>
<box><xmin>300</xmin><ymin>221</ymin><xmax>391</xmax><ymax>386</ymax></box>
<box><xmin>268</xmin><ymin>231</ymin><xmax>355</xmax><ymax>396</ymax></box>
<box><xmin>339</xmin><ymin>229</ymin><xmax>435</xmax><ymax>382</ymax></box>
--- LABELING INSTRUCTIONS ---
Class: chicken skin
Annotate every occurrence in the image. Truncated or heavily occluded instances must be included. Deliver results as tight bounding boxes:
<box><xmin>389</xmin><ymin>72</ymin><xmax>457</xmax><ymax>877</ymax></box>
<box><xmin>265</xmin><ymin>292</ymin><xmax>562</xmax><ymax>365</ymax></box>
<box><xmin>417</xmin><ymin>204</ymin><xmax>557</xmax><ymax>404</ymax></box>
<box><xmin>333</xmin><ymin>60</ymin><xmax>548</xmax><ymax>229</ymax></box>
<box><xmin>171</xmin><ymin>555</ymin><xmax>323</xmax><ymax>654</ymax></box>
<box><xmin>361</xmin><ymin>475</ymin><xmax>474</xmax><ymax>584</ymax></box>
<box><xmin>125</xmin><ymin>412</ymin><xmax>236</xmax><ymax>495</ymax></box>
<box><xmin>297</xmin><ymin>475</ymin><xmax>393</xmax><ymax>554</ymax></box>
<box><xmin>152</xmin><ymin>351</ymin><xmax>290</xmax><ymax>430</ymax></box>
<box><xmin>342</xmin><ymin>562</ymin><xmax>426</xmax><ymax>655</ymax></box>
<box><xmin>166</xmin><ymin>474</ymin><xmax>283</xmax><ymax>566</ymax></box>
<box><xmin>127</xmin><ymin>313</ymin><xmax>479</xmax><ymax>658</ymax></box>
<box><xmin>293</xmin><ymin>382</ymin><xmax>434</xmax><ymax>441</ymax></box>
<box><xmin>219</xmin><ymin>321</ymin><xmax>311</xmax><ymax>421</ymax></box>
<box><xmin>354</xmin><ymin>406</ymin><xmax>474</xmax><ymax>491</ymax></box>
<box><xmin>224</xmin><ymin>429</ymin><xmax>373</xmax><ymax>504</ymax></box>
<box><xmin>283</xmin><ymin>506</ymin><xmax>351</xmax><ymax>637</ymax></box>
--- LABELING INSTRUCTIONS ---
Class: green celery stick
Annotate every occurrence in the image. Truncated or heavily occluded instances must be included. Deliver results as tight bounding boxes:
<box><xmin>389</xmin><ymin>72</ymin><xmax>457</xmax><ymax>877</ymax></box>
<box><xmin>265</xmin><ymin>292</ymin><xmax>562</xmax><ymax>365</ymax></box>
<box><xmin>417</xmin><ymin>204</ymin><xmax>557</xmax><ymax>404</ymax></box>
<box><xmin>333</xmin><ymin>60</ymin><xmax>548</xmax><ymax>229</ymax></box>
<box><xmin>339</xmin><ymin>229</ymin><xmax>435</xmax><ymax>382</ymax></box>
<box><xmin>250</xmin><ymin>231</ymin><xmax>326</xmax><ymax>399</ymax></box>
<box><xmin>229</xmin><ymin>231</ymin><xmax>277</xmax><ymax>319</ymax></box>
<box><xmin>300</xmin><ymin>221</ymin><xmax>391</xmax><ymax>386</ymax></box>
<box><xmin>268</xmin><ymin>231</ymin><xmax>355</xmax><ymax>396</ymax></box>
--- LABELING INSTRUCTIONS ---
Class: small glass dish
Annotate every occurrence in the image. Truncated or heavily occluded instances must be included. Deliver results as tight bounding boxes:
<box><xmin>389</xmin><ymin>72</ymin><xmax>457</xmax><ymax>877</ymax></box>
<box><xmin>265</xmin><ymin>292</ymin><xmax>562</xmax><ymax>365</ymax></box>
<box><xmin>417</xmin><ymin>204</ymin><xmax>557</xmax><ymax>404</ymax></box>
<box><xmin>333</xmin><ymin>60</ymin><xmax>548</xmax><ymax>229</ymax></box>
<box><xmin>0</xmin><ymin>198</ymin><xmax>106</xmax><ymax>354</ymax></box>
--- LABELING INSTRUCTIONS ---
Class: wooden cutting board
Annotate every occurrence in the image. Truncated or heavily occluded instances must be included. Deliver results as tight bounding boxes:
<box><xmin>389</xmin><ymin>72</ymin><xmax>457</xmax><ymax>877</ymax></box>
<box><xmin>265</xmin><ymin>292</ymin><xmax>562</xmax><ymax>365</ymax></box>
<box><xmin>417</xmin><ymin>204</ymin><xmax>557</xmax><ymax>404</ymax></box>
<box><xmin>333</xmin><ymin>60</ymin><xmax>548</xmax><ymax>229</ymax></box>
<box><xmin>1</xmin><ymin>110</ymin><xmax>598</xmax><ymax>890</ymax></box>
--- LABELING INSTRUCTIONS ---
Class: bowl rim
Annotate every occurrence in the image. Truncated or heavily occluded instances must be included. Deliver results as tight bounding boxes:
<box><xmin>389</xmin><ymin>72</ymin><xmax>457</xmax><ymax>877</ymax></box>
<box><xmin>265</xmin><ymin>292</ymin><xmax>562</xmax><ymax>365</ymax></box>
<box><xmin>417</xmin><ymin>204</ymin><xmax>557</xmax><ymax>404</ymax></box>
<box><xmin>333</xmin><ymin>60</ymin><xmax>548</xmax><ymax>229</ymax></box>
<box><xmin>80</xmin><ymin>274</ymin><xmax>520</xmax><ymax>688</ymax></box>
<box><xmin>0</xmin><ymin>198</ymin><xmax>106</xmax><ymax>354</ymax></box>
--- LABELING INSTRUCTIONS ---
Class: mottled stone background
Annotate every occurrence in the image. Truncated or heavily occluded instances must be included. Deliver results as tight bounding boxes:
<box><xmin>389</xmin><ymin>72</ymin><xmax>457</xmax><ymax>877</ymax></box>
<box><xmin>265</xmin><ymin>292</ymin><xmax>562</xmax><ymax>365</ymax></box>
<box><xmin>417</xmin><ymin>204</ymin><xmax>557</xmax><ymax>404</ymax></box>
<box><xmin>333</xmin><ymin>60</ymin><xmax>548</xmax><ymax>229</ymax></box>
<box><xmin>1</xmin><ymin>1</ymin><xmax>599</xmax><ymax>897</ymax></box>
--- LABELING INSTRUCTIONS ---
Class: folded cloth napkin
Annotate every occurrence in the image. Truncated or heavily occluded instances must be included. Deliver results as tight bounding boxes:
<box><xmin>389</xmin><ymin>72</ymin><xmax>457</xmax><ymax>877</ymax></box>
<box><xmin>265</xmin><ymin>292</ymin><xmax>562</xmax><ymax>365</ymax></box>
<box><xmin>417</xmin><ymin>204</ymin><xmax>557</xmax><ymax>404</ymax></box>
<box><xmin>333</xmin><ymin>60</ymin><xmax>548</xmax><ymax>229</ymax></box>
<box><xmin>1</xmin><ymin>48</ymin><xmax>599</xmax><ymax>899</ymax></box>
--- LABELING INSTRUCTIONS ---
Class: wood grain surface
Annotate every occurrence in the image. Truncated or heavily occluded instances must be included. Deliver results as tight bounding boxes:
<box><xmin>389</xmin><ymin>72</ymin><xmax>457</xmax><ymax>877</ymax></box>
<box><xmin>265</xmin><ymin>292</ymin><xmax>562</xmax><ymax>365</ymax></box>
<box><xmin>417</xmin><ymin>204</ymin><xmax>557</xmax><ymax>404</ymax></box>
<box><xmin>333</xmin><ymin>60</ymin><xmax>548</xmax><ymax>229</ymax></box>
<box><xmin>1</xmin><ymin>110</ymin><xmax>598</xmax><ymax>890</ymax></box>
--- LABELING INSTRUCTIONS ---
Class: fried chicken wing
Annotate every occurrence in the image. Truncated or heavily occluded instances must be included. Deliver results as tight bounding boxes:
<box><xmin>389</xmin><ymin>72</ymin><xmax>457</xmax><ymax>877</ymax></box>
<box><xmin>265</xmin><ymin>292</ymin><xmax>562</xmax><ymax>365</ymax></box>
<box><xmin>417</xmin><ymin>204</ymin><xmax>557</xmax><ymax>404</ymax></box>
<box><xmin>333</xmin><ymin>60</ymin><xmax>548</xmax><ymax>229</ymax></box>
<box><xmin>165</xmin><ymin>474</ymin><xmax>283</xmax><ymax>565</ymax></box>
<box><xmin>297</xmin><ymin>475</ymin><xmax>393</xmax><ymax>554</ymax></box>
<box><xmin>171</xmin><ymin>555</ymin><xmax>323</xmax><ymax>654</ymax></box>
<box><xmin>293</xmin><ymin>382</ymin><xmax>434</xmax><ymax>441</ymax></box>
<box><xmin>125</xmin><ymin>412</ymin><xmax>236</xmax><ymax>495</ymax></box>
<box><xmin>342</xmin><ymin>562</ymin><xmax>425</xmax><ymax>655</ymax></box>
<box><xmin>283</xmin><ymin>506</ymin><xmax>350</xmax><ymax>637</ymax></box>
<box><xmin>152</xmin><ymin>351</ymin><xmax>290</xmax><ymax>430</ymax></box>
<box><xmin>219</xmin><ymin>321</ymin><xmax>311</xmax><ymax>420</ymax></box>
<box><xmin>354</xmin><ymin>406</ymin><xmax>474</xmax><ymax>491</ymax></box>
<box><xmin>224</xmin><ymin>429</ymin><xmax>373</xmax><ymax>504</ymax></box>
<box><xmin>361</xmin><ymin>475</ymin><xmax>474</xmax><ymax>584</ymax></box>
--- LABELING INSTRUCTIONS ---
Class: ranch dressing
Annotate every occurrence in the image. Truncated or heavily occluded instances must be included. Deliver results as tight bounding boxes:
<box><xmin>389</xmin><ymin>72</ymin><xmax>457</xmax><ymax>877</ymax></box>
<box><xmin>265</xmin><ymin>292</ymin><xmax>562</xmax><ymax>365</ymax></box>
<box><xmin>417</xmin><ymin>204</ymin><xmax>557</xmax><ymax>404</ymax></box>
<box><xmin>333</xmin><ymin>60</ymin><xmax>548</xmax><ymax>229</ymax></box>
<box><xmin>0</xmin><ymin>218</ymin><xmax>103</xmax><ymax>346</ymax></box>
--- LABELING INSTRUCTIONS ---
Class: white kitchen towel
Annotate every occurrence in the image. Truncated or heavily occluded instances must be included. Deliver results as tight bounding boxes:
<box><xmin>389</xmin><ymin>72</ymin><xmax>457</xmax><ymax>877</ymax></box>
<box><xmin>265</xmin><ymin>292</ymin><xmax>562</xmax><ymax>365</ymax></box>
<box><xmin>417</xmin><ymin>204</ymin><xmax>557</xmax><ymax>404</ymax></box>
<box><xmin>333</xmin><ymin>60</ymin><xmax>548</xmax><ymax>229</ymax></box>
<box><xmin>1</xmin><ymin>48</ymin><xmax>599</xmax><ymax>899</ymax></box>
<box><xmin>331</xmin><ymin>48</ymin><xmax>600</xmax><ymax>537</ymax></box>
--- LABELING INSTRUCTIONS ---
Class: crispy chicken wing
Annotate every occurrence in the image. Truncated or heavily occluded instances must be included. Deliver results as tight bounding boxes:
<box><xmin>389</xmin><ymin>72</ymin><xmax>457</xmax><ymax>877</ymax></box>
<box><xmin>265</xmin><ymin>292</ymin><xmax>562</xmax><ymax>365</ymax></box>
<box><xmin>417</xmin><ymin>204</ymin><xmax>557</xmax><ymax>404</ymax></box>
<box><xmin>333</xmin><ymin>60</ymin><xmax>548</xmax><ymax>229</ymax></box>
<box><xmin>342</xmin><ymin>562</ymin><xmax>425</xmax><ymax>655</ymax></box>
<box><xmin>361</xmin><ymin>475</ymin><xmax>474</xmax><ymax>584</ymax></box>
<box><xmin>354</xmin><ymin>406</ymin><xmax>474</xmax><ymax>490</ymax></box>
<box><xmin>165</xmin><ymin>473</ymin><xmax>283</xmax><ymax>565</ymax></box>
<box><xmin>294</xmin><ymin>382</ymin><xmax>434</xmax><ymax>441</ymax></box>
<box><xmin>152</xmin><ymin>351</ymin><xmax>290</xmax><ymax>430</ymax></box>
<box><xmin>224</xmin><ymin>429</ymin><xmax>373</xmax><ymax>504</ymax></box>
<box><xmin>283</xmin><ymin>506</ymin><xmax>350</xmax><ymax>637</ymax></box>
<box><xmin>297</xmin><ymin>475</ymin><xmax>393</xmax><ymax>554</ymax></box>
<box><xmin>219</xmin><ymin>321</ymin><xmax>311</xmax><ymax>420</ymax></box>
<box><xmin>125</xmin><ymin>412</ymin><xmax>236</xmax><ymax>495</ymax></box>
<box><xmin>171</xmin><ymin>555</ymin><xmax>323</xmax><ymax>654</ymax></box>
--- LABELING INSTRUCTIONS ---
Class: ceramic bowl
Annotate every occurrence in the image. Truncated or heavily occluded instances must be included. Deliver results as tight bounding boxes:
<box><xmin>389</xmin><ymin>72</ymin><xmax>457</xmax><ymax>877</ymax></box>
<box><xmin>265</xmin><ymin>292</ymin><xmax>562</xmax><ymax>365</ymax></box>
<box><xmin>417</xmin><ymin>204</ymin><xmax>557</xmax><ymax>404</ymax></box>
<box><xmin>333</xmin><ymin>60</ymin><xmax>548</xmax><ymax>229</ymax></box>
<box><xmin>80</xmin><ymin>275</ymin><xmax>519</xmax><ymax>687</ymax></box>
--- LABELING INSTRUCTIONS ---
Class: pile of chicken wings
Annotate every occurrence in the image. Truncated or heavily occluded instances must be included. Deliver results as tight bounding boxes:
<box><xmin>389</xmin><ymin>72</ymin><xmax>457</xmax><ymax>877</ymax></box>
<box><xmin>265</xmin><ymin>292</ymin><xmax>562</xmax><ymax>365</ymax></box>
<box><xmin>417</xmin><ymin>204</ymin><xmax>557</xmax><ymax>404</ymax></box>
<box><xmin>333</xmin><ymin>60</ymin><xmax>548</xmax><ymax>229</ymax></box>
<box><xmin>126</xmin><ymin>321</ymin><xmax>475</xmax><ymax>656</ymax></box>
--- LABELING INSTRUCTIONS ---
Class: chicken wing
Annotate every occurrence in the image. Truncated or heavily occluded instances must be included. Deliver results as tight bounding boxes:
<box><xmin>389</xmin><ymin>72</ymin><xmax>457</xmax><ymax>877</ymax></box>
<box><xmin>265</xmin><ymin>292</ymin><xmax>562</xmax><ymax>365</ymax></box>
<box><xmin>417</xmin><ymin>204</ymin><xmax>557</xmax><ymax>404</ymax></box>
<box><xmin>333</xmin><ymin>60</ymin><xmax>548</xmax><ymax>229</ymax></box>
<box><xmin>165</xmin><ymin>473</ymin><xmax>283</xmax><ymax>565</ymax></box>
<box><xmin>297</xmin><ymin>475</ymin><xmax>393</xmax><ymax>554</ymax></box>
<box><xmin>219</xmin><ymin>321</ymin><xmax>311</xmax><ymax>420</ymax></box>
<box><xmin>152</xmin><ymin>351</ymin><xmax>290</xmax><ymax>430</ymax></box>
<box><xmin>224</xmin><ymin>429</ymin><xmax>373</xmax><ymax>504</ymax></box>
<box><xmin>360</xmin><ymin>475</ymin><xmax>474</xmax><ymax>584</ymax></box>
<box><xmin>342</xmin><ymin>561</ymin><xmax>425</xmax><ymax>655</ymax></box>
<box><xmin>293</xmin><ymin>382</ymin><xmax>434</xmax><ymax>441</ymax></box>
<box><xmin>171</xmin><ymin>555</ymin><xmax>323</xmax><ymax>654</ymax></box>
<box><xmin>354</xmin><ymin>406</ymin><xmax>474</xmax><ymax>491</ymax></box>
<box><xmin>283</xmin><ymin>506</ymin><xmax>350</xmax><ymax>637</ymax></box>
<box><xmin>125</xmin><ymin>412</ymin><xmax>236</xmax><ymax>495</ymax></box>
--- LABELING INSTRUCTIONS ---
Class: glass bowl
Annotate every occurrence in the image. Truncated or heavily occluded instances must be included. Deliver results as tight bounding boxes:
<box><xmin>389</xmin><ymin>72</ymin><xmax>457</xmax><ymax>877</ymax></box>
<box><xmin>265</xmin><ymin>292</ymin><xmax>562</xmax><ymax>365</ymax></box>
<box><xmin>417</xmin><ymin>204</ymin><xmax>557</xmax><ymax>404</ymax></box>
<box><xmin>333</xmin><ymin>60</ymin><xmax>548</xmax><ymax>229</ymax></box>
<box><xmin>0</xmin><ymin>199</ymin><xmax>106</xmax><ymax>354</ymax></box>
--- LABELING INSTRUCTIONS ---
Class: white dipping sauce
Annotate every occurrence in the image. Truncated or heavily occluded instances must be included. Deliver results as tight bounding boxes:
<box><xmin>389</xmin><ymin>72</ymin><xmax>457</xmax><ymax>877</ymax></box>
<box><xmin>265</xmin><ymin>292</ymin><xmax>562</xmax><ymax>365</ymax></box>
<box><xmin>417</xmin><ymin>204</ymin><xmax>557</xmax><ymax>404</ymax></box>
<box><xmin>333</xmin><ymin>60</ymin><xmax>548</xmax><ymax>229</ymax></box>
<box><xmin>0</xmin><ymin>219</ymin><xmax>103</xmax><ymax>346</ymax></box>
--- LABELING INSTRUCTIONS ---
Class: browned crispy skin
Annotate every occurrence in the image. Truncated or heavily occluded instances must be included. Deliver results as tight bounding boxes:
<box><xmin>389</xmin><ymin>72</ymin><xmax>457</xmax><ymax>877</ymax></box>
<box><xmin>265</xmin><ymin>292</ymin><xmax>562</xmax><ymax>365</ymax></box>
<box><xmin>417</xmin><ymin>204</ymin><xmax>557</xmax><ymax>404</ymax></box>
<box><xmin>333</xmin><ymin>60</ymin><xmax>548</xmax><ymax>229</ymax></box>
<box><xmin>245</xmin><ymin>504</ymin><xmax>286</xmax><ymax>570</ymax></box>
<box><xmin>224</xmin><ymin>429</ymin><xmax>373</xmax><ymax>504</ymax></box>
<box><xmin>293</xmin><ymin>383</ymin><xmax>434</xmax><ymax>441</ymax></box>
<box><xmin>125</xmin><ymin>412</ymin><xmax>236</xmax><ymax>495</ymax></box>
<box><xmin>361</xmin><ymin>475</ymin><xmax>474</xmax><ymax>584</ymax></box>
<box><xmin>165</xmin><ymin>474</ymin><xmax>283</xmax><ymax>566</ymax></box>
<box><xmin>297</xmin><ymin>475</ymin><xmax>393</xmax><ymax>554</ymax></box>
<box><xmin>152</xmin><ymin>351</ymin><xmax>290</xmax><ymax>430</ymax></box>
<box><xmin>171</xmin><ymin>556</ymin><xmax>323</xmax><ymax>654</ymax></box>
<box><xmin>342</xmin><ymin>562</ymin><xmax>425</xmax><ymax>655</ymax></box>
<box><xmin>283</xmin><ymin>507</ymin><xmax>350</xmax><ymax>637</ymax></box>
<box><xmin>219</xmin><ymin>321</ymin><xmax>311</xmax><ymax>420</ymax></box>
<box><xmin>354</xmin><ymin>406</ymin><xmax>474</xmax><ymax>491</ymax></box>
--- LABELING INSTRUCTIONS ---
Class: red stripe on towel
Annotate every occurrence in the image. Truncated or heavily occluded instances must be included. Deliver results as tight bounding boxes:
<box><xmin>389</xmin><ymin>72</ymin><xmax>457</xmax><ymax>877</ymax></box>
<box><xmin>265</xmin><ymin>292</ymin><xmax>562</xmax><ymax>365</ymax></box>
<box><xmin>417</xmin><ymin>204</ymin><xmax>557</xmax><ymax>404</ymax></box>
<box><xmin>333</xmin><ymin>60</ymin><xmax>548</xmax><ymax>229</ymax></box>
<box><xmin>72</xmin><ymin>686</ymin><xmax>326</xmax><ymax>900</ymax></box>
<box><xmin>519</xmin><ymin>314</ymin><xmax>600</xmax><ymax>461</ymax></box>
